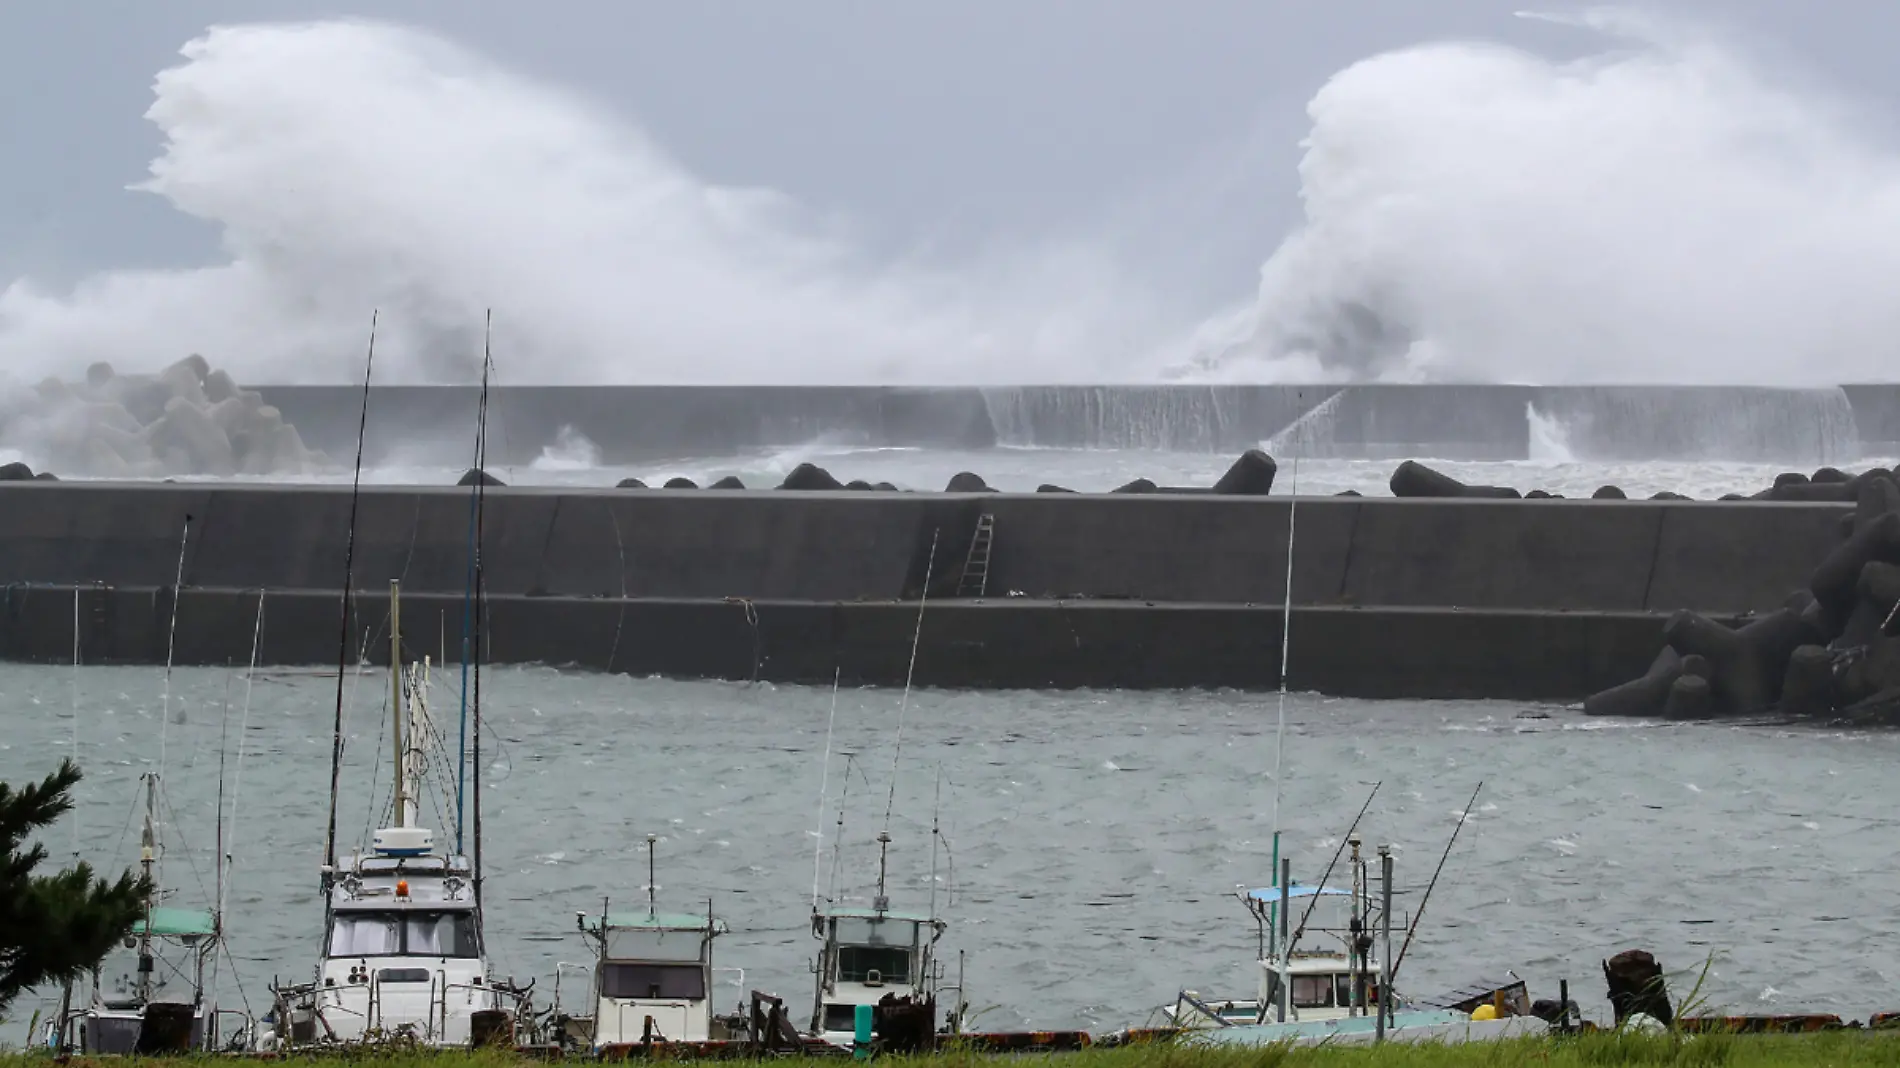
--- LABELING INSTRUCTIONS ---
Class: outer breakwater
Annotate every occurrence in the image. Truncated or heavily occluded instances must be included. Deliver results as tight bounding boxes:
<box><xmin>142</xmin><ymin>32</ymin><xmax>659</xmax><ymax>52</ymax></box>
<box><xmin>254</xmin><ymin>383</ymin><xmax>1900</xmax><ymax>465</ymax></box>
<box><xmin>0</xmin><ymin>481</ymin><xmax>1856</xmax><ymax>698</ymax></box>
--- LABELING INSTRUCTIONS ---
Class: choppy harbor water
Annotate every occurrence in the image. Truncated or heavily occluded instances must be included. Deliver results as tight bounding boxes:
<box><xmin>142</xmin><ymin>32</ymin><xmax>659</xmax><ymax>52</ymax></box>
<box><xmin>6</xmin><ymin>664</ymin><xmax>1895</xmax><ymax>1035</ymax></box>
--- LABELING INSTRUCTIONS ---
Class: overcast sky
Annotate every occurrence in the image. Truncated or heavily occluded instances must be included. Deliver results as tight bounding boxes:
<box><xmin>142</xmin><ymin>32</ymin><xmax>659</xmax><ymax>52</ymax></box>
<box><xmin>6</xmin><ymin>0</ymin><xmax>1896</xmax><ymax>293</ymax></box>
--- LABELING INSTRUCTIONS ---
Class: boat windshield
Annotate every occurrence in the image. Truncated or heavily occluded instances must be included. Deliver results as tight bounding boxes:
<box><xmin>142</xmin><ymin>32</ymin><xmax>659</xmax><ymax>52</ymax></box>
<box><xmin>328</xmin><ymin>911</ymin><xmax>478</xmax><ymax>958</ymax></box>
<box><xmin>838</xmin><ymin>945</ymin><xmax>912</xmax><ymax>984</ymax></box>
<box><xmin>601</xmin><ymin>962</ymin><xmax>706</xmax><ymax>1000</ymax></box>
<box><xmin>1265</xmin><ymin>973</ymin><xmax>1343</xmax><ymax>1010</ymax></box>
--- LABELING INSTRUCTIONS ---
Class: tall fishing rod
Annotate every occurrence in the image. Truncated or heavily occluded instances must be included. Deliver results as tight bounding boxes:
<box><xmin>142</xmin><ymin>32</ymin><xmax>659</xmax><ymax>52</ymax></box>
<box><xmin>156</xmin><ymin>515</ymin><xmax>192</xmax><ymax>782</ymax></box>
<box><xmin>470</xmin><ymin>312</ymin><xmax>493</xmax><ymax>907</ymax></box>
<box><xmin>881</xmin><ymin>529</ymin><xmax>938</xmax><ymax>833</ymax></box>
<box><xmin>1268</xmin><ymin>442</ymin><xmax>1300</xmax><ymax>923</ymax></box>
<box><xmin>324</xmin><ymin>311</ymin><xmax>378</xmax><ymax>880</ymax></box>
<box><xmin>457</xmin><ymin>311</ymin><xmax>494</xmax><ymax>853</ymax></box>
<box><xmin>1288</xmin><ymin>781</ymin><xmax>1381</xmax><ymax>950</ymax></box>
<box><xmin>221</xmin><ymin>590</ymin><xmax>265</xmax><ymax>921</ymax></box>
<box><xmin>1391</xmin><ymin>781</ymin><xmax>1483</xmax><ymax>982</ymax></box>
<box><xmin>811</xmin><ymin>668</ymin><xmax>841</xmax><ymax>915</ymax></box>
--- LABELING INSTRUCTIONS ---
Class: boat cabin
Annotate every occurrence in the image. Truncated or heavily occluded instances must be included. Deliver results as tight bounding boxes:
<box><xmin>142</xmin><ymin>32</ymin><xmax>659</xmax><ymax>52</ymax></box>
<box><xmin>810</xmin><ymin>906</ymin><xmax>945</xmax><ymax>1043</ymax></box>
<box><xmin>69</xmin><ymin>907</ymin><xmax>225</xmax><ymax>1054</ymax></box>
<box><xmin>271</xmin><ymin>826</ymin><xmax>518</xmax><ymax>1048</ymax></box>
<box><xmin>580</xmin><ymin>910</ymin><xmax>729</xmax><ymax>1046</ymax></box>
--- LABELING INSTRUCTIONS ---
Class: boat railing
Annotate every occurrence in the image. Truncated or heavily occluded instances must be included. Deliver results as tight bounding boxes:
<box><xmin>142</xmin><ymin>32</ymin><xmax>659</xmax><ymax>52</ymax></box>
<box><xmin>211</xmin><ymin>1007</ymin><xmax>255</xmax><ymax>1051</ymax></box>
<box><xmin>551</xmin><ymin>961</ymin><xmax>592</xmax><ymax>1018</ymax></box>
<box><xmin>1174</xmin><ymin>990</ymin><xmax>1237</xmax><ymax>1028</ymax></box>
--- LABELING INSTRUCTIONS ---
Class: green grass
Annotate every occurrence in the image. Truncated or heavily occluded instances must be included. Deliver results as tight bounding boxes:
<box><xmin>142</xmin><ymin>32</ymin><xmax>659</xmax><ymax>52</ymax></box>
<box><xmin>11</xmin><ymin>1032</ymin><xmax>1900</xmax><ymax>1067</ymax></box>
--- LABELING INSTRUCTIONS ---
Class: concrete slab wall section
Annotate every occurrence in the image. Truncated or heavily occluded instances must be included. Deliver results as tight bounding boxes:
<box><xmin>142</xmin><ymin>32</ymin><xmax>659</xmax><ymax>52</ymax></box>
<box><xmin>1644</xmin><ymin>501</ymin><xmax>1848</xmax><ymax>614</ymax></box>
<box><xmin>981</xmin><ymin>494</ymin><xmax>1357</xmax><ymax>604</ymax></box>
<box><xmin>1338</xmin><ymin>498</ymin><xmax>1664</xmax><ymax>611</ymax></box>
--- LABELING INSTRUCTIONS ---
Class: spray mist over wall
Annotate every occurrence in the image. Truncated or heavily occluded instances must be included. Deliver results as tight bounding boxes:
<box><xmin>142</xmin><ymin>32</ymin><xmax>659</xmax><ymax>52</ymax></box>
<box><xmin>1178</xmin><ymin>10</ymin><xmax>1900</xmax><ymax>385</ymax></box>
<box><xmin>0</xmin><ymin>20</ymin><xmax>1181</xmax><ymax>386</ymax></box>
<box><xmin>3</xmin><ymin>12</ymin><xmax>1900</xmax><ymax>387</ymax></box>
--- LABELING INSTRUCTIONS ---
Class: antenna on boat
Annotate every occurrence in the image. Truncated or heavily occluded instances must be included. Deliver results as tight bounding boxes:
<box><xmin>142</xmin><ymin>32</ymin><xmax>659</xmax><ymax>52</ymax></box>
<box><xmin>811</xmin><ymin>668</ymin><xmax>841</xmax><ymax>917</ymax></box>
<box><xmin>457</xmin><ymin>312</ymin><xmax>494</xmax><ymax>854</ymax></box>
<box><xmin>647</xmin><ymin>834</ymin><xmax>659</xmax><ymax>918</ymax></box>
<box><xmin>826</xmin><ymin>753</ymin><xmax>855</xmax><ymax>914</ymax></box>
<box><xmin>928</xmin><ymin>764</ymin><xmax>943</xmax><ymax>920</ymax></box>
<box><xmin>156</xmin><ymin>513</ymin><xmax>192</xmax><ymax>782</ymax></box>
<box><xmin>390</xmin><ymin>579</ymin><xmax>406</xmax><ymax>828</ymax></box>
<box><xmin>882</xmin><ymin>530</ymin><xmax>938</xmax><ymax>836</ymax></box>
<box><xmin>873</xmin><ymin>831</ymin><xmax>892</xmax><ymax>913</ymax></box>
<box><xmin>1288</xmin><ymin>781</ymin><xmax>1380</xmax><ymax>952</ymax></box>
<box><xmin>324</xmin><ymin>310</ymin><xmax>379</xmax><ymax>881</ymax></box>
<box><xmin>1392</xmin><ymin>781</ymin><xmax>1483</xmax><ymax>984</ymax></box>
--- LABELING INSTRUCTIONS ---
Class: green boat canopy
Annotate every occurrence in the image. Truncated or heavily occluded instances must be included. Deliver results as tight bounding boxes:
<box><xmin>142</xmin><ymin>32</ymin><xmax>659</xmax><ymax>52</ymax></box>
<box><xmin>133</xmin><ymin>907</ymin><xmax>218</xmax><ymax>939</ymax></box>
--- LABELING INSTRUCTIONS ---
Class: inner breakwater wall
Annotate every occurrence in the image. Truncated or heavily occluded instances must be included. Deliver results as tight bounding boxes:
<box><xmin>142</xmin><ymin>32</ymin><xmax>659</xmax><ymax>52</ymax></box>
<box><xmin>255</xmin><ymin>384</ymin><xmax>1900</xmax><ymax>466</ymax></box>
<box><xmin>0</xmin><ymin>482</ymin><xmax>1852</xmax><ymax>698</ymax></box>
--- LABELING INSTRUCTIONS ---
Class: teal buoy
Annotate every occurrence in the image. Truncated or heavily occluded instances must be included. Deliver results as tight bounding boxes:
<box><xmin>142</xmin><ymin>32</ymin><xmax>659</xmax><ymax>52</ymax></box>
<box><xmin>854</xmin><ymin>1003</ymin><xmax>874</xmax><ymax>1059</ymax></box>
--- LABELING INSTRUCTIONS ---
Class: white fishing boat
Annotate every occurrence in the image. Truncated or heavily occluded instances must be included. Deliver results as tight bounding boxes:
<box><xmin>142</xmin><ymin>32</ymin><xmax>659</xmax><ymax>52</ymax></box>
<box><xmin>263</xmin><ymin>580</ymin><xmax>531</xmax><ymax>1049</ymax></box>
<box><xmin>558</xmin><ymin>837</ymin><xmax>741</xmax><ymax>1051</ymax></box>
<box><xmin>808</xmin><ymin>832</ymin><xmax>963</xmax><ymax>1050</ymax></box>
<box><xmin>1141</xmin><ymin>464</ymin><xmax>1542</xmax><ymax>1047</ymax></box>
<box><xmin>1155</xmin><ymin>838</ymin><xmax>1544</xmax><ymax>1047</ymax></box>
<box><xmin>49</xmin><ymin>775</ymin><xmax>239</xmax><ymax>1054</ymax></box>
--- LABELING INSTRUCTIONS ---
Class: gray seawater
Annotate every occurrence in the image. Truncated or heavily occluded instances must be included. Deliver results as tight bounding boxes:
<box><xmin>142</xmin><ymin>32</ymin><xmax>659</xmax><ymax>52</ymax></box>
<box><xmin>5</xmin><ymin>663</ymin><xmax>1895</xmax><ymax>1036</ymax></box>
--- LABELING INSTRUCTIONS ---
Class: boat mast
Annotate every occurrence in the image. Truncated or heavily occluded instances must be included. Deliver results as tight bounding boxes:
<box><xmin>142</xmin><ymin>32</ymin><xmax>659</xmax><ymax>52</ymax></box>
<box><xmin>390</xmin><ymin>579</ymin><xmax>407</xmax><ymax>829</ymax></box>
<box><xmin>136</xmin><ymin>774</ymin><xmax>158</xmax><ymax>1003</ymax></box>
<box><xmin>873</xmin><ymin>831</ymin><xmax>891</xmax><ymax>912</ymax></box>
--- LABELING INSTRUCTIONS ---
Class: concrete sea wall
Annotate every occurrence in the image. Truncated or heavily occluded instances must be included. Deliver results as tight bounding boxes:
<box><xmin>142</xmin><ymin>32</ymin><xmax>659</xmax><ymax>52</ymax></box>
<box><xmin>0</xmin><ymin>482</ymin><xmax>1853</xmax><ymax>699</ymax></box>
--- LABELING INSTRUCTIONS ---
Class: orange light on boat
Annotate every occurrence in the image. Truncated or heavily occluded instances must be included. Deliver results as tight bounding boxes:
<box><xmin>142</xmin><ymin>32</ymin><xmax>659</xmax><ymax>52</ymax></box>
<box><xmin>396</xmin><ymin>879</ymin><xmax>410</xmax><ymax>898</ymax></box>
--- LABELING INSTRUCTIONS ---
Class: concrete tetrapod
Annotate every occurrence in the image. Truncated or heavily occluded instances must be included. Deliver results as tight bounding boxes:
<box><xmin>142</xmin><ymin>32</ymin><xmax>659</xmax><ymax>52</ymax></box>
<box><xmin>779</xmin><ymin>463</ymin><xmax>843</xmax><ymax>491</ymax></box>
<box><xmin>1584</xmin><ymin>647</ymin><xmax>1684</xmax><ymax>718</ymax></box>
<box><xmin>945</xmin><ymin>471</ymin><xmax>993</xmax><ymax>492</ymax></box>
<box><xmin>1389</xmin><ymin>460</ymin><xmax>1521</xmax><ymax>499</ymax></box>
<box><xmin>1662</xmin><ymin>675</ymin><xmax>1714</xmax><ymax>719</ymax></box>
<box><xmin>1779</xmin><ymin>645</ymin><xmax>1837</xmax><ymax>717</ymax></box>
<box><xmin>1211</xmin><ymin>449</ymin><xmax>1277</xmax><ymax>495</ymax></box>
<box><xmin>1835</xmin><ymin>561</ymin><xmax>1900</xmax><ymax>648</ymax></box>
<box><xmin>1810</xmin><ymin>511</ymin><xmax>1900</xmax><ymax>634</ymax></box>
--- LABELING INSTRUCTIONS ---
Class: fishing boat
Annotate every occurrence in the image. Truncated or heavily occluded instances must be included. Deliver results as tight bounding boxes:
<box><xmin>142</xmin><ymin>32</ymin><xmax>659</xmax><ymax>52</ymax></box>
<box><xmin>1140</xmin><ymin>462</ymin><xmax>1542</xmax><ymax>1048</ymax></box>
<box><xmin>1154</xmin><ymin>838</ymin><xmax>1544</xmax><ymax>1046</ymax></box>
<box><xmin>808</xmin><ymin>832</ymin><xmax>963</xmax><ymax>1050</ymax></box>
<box><xmin>556</xmin><ymin>836</ymin><xmax>742</xmax><ymax>1052</ymax></box>
<box><xmin>263</xmin><ymin>581</ymin><xmax>531</xmax><ymax>1049</ymax></box>
<box><xmin>49</xmin><ymin>775</ymin><xmax>238</xmax><ymax>1054</ymax></box>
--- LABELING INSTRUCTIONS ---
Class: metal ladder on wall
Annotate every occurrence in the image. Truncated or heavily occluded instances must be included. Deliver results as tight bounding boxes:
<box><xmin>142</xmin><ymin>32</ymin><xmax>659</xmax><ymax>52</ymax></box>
<box><xmin>956</xmin><ymin>514</ymin><xmax>995</xmax><ymax>598</ymax></box>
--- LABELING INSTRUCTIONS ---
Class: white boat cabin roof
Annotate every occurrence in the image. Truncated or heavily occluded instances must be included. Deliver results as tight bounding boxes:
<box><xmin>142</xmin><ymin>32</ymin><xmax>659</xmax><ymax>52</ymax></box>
<box><xmin>600</xmin><ymin>911</ymin><xmax>729</xmax><ymax>934</ymax></box>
